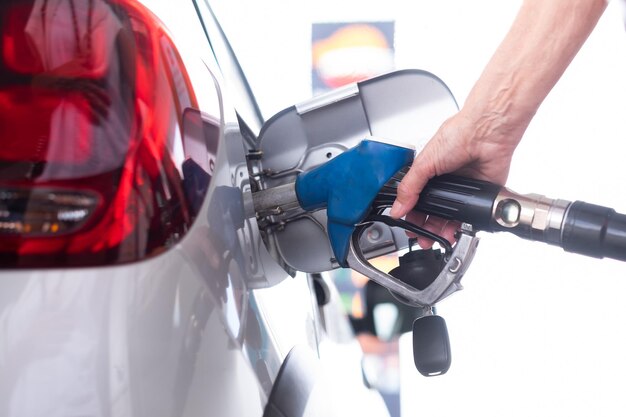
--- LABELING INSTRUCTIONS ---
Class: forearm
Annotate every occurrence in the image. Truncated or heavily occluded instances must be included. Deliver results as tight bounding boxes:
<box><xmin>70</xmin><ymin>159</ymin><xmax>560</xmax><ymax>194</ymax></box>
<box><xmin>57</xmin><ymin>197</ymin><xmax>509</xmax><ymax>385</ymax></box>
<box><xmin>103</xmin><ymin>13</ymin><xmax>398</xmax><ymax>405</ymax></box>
<box><xmin>391</xmin><ymin>0</ymin><xmax>608</xmax><ymax>220</ymax></box>
<box><xmin>462</xmin><ymin>0</ymin><xmax>607</xmax><ymax>146</ymax></box>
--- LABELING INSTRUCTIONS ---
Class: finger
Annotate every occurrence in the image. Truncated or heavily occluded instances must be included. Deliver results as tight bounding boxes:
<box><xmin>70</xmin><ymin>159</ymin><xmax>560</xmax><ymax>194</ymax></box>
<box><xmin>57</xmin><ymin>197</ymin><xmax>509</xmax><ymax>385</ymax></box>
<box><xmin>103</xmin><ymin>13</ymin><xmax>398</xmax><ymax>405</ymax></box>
<box><xmin>440</xmin><ymin>221</ymin><xmax>461</xmax><ymax>246</ymax></box>
<box><xmin>405</xmin><ymin>211</ymin><xmax>426</xmax><ymax>239</ymax></box>
<box><xmin>417</xmin><ymin>215</ymin><xmax>448</xmax><ymax>249</ymax></box>
<box><xmin>390</xmin><ymin>148</ymin><xmax>436</xmax><ymax>219</ymax></box>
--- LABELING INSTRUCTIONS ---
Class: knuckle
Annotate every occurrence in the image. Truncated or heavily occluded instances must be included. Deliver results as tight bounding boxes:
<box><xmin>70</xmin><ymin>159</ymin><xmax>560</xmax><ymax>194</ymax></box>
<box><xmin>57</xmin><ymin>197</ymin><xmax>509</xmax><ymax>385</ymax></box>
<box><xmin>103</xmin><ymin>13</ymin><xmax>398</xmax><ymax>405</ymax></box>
<box><xmin>396</xmin><ymin>181</ymin><xmax>416</xmax><ymax>201</ymax></box>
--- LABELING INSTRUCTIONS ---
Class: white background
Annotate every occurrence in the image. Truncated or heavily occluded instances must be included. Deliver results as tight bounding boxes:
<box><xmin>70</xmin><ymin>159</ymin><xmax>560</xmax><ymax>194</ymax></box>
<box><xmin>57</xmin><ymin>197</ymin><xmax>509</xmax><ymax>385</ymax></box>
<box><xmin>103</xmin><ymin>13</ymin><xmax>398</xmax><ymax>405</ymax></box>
<box><xmin>213</xmin><ymin>1</ymin><xmax>626</xmax><ymax>416</ymax></box>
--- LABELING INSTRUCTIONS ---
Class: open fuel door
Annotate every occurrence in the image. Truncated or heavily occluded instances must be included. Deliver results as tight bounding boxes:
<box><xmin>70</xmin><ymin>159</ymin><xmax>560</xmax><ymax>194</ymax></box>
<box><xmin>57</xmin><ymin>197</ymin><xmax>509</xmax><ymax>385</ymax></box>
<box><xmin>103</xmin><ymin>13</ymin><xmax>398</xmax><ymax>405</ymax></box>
<box><xmin>250</xmin><ymin>70</ymin><xmax>458</xmax><ymax>275</ymax></box>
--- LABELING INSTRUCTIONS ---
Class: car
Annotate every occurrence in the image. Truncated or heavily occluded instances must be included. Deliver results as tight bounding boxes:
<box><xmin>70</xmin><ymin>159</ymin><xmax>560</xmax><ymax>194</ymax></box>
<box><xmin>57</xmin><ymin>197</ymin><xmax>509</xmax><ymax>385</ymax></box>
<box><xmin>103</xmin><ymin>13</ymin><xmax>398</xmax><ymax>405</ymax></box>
<box><xmin>1</xmin><ymin>0</ymin><xmax>473</xmax><ymax>414</ymax></box>
<box><xmin>0</xmin><ymin>0</ymin><xmax>412</xmax><ymax>416</ymax></box>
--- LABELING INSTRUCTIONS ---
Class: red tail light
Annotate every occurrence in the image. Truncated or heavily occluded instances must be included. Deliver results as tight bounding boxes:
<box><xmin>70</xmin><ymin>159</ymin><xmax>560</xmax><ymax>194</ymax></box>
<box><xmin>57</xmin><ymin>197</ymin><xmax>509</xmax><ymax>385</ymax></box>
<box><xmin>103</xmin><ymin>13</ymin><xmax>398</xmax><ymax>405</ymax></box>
<box><xmin>0</xmin><ymin>187</ymin><xmax>99</xmax><ymax>235</ymax></box>
<box><xmin>0</xmin><ymin>0</ymin><xmax>210</xmax><ymax>268</ymax></box>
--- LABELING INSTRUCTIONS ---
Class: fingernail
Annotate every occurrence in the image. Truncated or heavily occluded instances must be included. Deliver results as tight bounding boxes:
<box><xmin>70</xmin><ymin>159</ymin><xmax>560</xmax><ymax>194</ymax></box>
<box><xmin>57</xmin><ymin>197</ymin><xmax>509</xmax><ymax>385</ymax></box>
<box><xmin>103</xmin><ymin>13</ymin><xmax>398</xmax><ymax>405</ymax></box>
<box><xmin>390</xmin><ymin>201</ymin><xmax>404</xmax><ymax>218</ymax></box>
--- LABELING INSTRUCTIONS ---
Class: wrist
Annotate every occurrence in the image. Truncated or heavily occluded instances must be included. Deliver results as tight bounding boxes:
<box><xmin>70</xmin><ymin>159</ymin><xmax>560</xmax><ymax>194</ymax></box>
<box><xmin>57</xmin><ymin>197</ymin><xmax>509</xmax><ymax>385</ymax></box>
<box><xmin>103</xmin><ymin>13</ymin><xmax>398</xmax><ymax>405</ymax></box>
<box><xmin>457</xmin><ymin>92</ymin><xmax>532</xmax><ymax>153</ymax></box>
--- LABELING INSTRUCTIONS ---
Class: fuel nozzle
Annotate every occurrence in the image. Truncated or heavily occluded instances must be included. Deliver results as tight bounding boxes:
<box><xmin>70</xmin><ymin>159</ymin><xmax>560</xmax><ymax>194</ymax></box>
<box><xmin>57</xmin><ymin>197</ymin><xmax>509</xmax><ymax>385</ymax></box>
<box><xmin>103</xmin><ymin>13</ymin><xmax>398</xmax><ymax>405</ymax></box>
<box><xmin>251</xmin><ymin>139</ymin><xmax>479</xmax><ymax>378</ymax></box>
<box><xmin>251</xmin><ymin>139</ymin><xmax>481</xmax><ymax>308</ymax></box>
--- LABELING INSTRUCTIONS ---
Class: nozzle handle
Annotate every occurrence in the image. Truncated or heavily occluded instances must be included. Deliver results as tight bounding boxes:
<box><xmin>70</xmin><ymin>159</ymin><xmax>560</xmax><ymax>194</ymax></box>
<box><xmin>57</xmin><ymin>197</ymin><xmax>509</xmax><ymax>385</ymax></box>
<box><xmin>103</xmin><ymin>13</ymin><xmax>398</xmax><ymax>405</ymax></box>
<box><xmin>412</xmin><ymin>174</ymin><xmax>626</xmax><ymax>262</ymax></box>
<box><xmin>414</xmin><ymin>174</ymin><xmax>501</xmax><ymax>231</ymax></box>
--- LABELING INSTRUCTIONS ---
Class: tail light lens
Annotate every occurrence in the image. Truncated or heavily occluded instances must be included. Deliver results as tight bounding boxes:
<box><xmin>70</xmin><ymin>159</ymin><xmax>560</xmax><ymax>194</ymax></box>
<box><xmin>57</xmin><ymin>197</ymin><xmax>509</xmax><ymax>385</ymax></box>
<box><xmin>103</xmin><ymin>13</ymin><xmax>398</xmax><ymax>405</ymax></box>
<box><xmin>0</xmin><ymin>188</ymin><xmax>98</xmax><ymax>236</ymax></box>
<box><xmin>0</xmin><ymin>0</ymin><xmax>212</xmax><ymax>268</ymax></box>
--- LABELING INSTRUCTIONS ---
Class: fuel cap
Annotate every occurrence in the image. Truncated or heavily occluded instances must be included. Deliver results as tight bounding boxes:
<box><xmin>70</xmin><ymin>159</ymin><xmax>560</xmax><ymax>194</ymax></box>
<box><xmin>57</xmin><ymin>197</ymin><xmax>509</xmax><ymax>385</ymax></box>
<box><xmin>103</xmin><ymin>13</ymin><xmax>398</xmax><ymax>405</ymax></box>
<box><xmin>412</xmin><ymin>314</ymin><xmax>451</xmax><ymax>376</ymax></box>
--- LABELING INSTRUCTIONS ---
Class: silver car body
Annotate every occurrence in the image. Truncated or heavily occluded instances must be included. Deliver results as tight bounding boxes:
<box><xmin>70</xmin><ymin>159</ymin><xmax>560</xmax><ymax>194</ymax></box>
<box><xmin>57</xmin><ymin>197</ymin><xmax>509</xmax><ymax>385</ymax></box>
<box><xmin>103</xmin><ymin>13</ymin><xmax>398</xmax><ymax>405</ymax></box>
<box><xmin>0</xmin><ymin>1</ymin><xmax>391</xmax><ymax>416</ymax></box>
<box><xmin>0</xmin><ymin>0</ymin><xmax>459</xmax><ymax>416</ymax></box>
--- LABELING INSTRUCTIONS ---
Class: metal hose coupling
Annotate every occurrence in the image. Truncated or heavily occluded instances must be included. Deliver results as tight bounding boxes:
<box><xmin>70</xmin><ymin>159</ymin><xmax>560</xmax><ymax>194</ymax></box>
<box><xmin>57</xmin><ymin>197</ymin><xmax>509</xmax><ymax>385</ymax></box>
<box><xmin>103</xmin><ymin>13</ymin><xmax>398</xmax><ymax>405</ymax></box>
<box><xmin>492</xmin><ymin>189</ymin><xmax>571</xmax><ymax>246</ymax></box>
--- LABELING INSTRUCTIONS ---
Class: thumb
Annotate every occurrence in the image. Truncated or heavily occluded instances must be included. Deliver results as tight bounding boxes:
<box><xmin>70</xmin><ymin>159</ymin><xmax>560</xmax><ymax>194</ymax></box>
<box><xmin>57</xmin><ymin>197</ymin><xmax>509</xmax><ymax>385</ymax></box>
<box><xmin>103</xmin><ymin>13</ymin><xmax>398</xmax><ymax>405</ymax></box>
<box><xmin>390</xmin><ymin>149</ymin><xmax>436</xmax><ymax>219</ymax></box>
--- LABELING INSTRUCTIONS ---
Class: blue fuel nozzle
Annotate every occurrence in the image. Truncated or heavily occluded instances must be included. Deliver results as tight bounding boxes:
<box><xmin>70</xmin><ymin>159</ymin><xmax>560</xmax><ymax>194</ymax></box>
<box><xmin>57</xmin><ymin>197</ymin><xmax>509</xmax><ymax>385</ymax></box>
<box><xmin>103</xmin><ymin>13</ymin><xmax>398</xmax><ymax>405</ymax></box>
<box><xmin>295</xmin><ymin>138</ymin><xmax>415</xmax><ymax>267</ymax></box>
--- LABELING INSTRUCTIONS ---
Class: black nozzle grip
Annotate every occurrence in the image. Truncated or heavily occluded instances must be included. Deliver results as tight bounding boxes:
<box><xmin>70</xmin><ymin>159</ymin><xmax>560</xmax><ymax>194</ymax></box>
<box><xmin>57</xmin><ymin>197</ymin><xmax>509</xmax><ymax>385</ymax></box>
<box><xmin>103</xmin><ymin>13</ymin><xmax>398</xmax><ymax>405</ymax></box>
<box><xmin>413</xmin><ymin>174</ymin><xmax>501</xmax><ymax>231</ymax></box>
<box><xmin>562</xmin><ymin>201</ymin><xmax>626</xmax><ymax>262</ymax></box>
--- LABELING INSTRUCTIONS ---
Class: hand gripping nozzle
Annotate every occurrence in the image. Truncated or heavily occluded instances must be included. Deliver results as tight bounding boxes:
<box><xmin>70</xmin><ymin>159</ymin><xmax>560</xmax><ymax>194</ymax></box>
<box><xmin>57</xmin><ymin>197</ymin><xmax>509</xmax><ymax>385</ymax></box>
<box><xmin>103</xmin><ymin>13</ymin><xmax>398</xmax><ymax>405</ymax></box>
<box><xmin>252</xmin><ymin>137</ymin><xmax>481</xmax><ymax>308</ymax></box>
